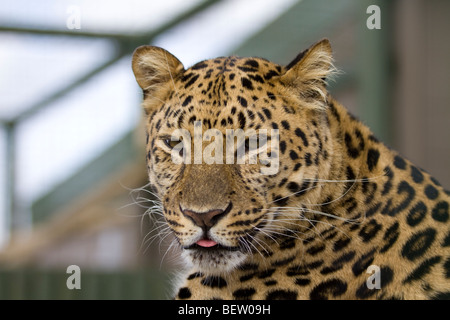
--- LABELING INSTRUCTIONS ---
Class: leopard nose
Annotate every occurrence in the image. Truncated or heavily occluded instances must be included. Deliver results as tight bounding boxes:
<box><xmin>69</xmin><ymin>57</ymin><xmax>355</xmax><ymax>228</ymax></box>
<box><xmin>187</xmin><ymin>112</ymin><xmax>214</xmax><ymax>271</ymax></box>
<box><xmin>181</xmin><ymin>203</ymin><xmax>232</xmax><ymax>229</ymax></box>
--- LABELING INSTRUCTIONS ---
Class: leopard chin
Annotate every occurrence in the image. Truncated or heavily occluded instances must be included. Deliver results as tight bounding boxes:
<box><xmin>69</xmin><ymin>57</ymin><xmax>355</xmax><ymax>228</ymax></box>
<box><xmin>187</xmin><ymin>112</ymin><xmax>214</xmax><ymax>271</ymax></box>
<box><xmin>181</xmin><ymin>247</ymin><xmax>247</xmax><ymax>274</ymax></box>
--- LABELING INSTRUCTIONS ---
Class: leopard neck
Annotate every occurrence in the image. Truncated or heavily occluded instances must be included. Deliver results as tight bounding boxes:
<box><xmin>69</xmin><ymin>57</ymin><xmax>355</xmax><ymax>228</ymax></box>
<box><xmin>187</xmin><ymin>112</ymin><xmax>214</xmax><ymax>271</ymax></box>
<box><xmin>315</xmin><ymin>97</ymin><xmax>388</xmax><ymax>220</ymax></box>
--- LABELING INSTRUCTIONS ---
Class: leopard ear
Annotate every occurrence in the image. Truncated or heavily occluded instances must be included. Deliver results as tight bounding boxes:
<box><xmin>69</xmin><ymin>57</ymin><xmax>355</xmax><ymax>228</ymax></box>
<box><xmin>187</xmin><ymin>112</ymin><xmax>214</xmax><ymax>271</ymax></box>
<box><xmin>280</xmin><ymin>39</ymin><xmax>336</xmax><ymax>109</ymax></box>
<box><xmin>132</xmin><ymin>46</ymin><xmax>184</xmax><ymax>98</ymax></box>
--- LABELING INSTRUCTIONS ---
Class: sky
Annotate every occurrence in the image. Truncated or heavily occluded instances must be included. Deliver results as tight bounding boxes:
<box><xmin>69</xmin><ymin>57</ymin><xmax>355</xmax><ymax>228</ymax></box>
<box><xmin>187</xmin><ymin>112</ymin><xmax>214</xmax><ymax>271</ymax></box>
<box><xmin>0</xmin><ymin>0</ymin><xmax>298</xmax><ymax>247</ymax></box>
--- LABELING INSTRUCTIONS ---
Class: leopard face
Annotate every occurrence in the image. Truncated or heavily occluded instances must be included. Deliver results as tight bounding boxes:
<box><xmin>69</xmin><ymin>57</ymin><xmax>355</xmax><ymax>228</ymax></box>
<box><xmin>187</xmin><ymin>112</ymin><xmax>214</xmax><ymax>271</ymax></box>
<box><xmin>132</xmin><ymin>41</ymin><xmax>336</xmax><ymax>273</ymax></box>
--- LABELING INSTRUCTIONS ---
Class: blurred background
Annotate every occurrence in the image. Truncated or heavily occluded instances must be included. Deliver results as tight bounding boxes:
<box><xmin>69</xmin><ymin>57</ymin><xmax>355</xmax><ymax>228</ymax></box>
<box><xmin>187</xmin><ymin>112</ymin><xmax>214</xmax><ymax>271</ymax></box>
<box><xmin>0</xmin><ymin>0</ymin><xmax>449</xmax><ymax>299</ymax></box>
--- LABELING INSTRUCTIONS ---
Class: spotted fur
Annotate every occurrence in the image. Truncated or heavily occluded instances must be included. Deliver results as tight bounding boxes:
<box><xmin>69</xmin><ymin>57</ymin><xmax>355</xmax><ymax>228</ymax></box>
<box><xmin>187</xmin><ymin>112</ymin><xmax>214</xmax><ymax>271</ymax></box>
<box><xmin>132</xmin><ymin>39</ymin><xmax>450</xmax><ymax>300</ymax></box>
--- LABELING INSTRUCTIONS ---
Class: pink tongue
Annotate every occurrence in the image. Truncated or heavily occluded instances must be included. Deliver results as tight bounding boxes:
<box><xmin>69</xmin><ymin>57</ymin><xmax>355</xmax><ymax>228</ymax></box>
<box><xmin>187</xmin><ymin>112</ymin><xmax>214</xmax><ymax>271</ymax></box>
<box><xmin>196</xmin><ymin>239</ymin><xmax>218</xmax><ymax>247</ymax></box>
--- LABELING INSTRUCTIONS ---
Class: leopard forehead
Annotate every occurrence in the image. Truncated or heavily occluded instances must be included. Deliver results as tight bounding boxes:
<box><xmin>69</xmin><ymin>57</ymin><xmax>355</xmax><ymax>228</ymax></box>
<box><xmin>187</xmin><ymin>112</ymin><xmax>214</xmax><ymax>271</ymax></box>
<box><xmin>161</xmin><ymin>56</ymin><xmax>285</xmax><ymax>129</ymax></box>
<box><xmin>185</xmin><ymin>56</ymin><xmax>282</xmax><ymax>86</ymax></box>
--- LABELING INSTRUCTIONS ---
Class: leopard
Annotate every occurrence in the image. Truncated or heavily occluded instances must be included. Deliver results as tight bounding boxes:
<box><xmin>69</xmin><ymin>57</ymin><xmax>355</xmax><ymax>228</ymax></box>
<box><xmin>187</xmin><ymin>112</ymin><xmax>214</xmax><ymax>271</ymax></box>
<box><xmin>131</xmin><ymin>39</ymin><xmax>450</xmax><ymax>300</ymax></box>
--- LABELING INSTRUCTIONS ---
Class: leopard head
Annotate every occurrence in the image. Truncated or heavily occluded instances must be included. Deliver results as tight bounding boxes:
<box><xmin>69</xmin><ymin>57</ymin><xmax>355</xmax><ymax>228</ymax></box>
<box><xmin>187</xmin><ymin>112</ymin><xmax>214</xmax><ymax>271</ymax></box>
<box><xmin>132</xmin><ymin>40</ymin><xmax>336</xmax><ymax>273</ymax></box>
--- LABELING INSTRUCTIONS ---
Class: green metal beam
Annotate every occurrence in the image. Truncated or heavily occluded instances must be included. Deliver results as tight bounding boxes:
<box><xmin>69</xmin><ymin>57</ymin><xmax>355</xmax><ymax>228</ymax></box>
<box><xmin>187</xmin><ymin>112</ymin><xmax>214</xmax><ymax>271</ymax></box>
<box><xmin>4</xmin><ymin>122</ymin><xmax>16</xmax><ymax>237</ymax></box>
<box><xmin>7</xmin><ymin>54</ymin><xmax>125</xmax><ymax>124</ymax></box>
<box><xmin>356</xmin><ymin>0</ymin><xmax>394</xmax><ymax>144</ymax></box>
<box><xmin>1</xmin><ymin>0</ymin><xmax>223</xmax><ymax>124</ymax></box>
<box><xmin>233</xmin><ymin>0</ymin><xmax>355</xmax><ymax>64</ymax></box>
<box><xmin>0</xmin><ymin>25</ymin><xmax>138</xmax><ymax>40</ymax></box>
<box><xmin>31</xmin><ymin>131</ymin><xmax>137</xmax><ymax>223</ymax></box>
<box><xmin>0</xmin><ymin>0</ymin><xmax>222</xmax><ymax>41</ymax></box>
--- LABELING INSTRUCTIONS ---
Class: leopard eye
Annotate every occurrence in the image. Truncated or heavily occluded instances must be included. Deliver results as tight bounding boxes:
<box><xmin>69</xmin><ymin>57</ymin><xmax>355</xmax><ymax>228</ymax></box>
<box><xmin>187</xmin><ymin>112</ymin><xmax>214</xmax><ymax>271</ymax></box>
<box><xmin>164</xmin><ymin>137</ymin><xmax>181</xmax><ymax>149</ymax></box>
